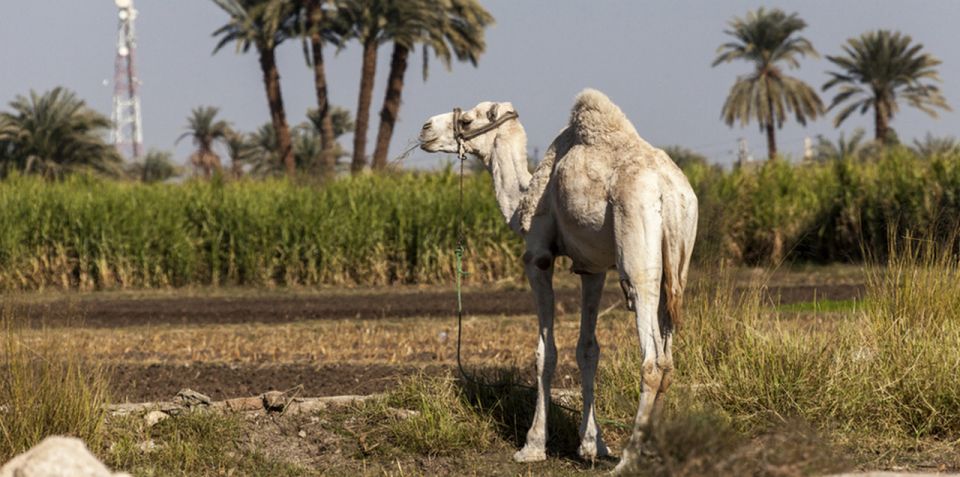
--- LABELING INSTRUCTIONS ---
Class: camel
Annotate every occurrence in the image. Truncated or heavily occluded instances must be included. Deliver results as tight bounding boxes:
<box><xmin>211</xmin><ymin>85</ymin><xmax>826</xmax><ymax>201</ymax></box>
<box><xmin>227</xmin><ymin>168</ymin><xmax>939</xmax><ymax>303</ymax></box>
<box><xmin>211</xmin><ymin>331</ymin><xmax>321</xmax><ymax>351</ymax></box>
<box><xmin>419</xmin><ymin>89</ymin><xmax>697</xmax><ymax>473</ymax></box>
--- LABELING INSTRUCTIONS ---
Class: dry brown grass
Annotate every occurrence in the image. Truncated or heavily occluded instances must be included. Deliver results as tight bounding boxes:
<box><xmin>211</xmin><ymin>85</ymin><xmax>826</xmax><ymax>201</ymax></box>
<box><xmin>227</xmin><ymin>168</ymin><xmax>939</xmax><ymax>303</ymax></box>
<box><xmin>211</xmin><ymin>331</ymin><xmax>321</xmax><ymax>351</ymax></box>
<box><xmin>23</xmin><ymin>311</ymin><xmax>637</xmax><ymax>371</ymax></box>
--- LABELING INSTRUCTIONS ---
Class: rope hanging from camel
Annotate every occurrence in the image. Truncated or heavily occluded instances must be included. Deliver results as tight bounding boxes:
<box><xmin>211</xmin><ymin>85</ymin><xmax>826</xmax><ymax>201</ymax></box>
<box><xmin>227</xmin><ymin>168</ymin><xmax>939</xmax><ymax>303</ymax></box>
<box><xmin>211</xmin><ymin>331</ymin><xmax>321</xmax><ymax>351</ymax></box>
<box><xmin>452</xmin><ymin>105</ymin><xmax>519</xmax><ymax>381</ymax></box>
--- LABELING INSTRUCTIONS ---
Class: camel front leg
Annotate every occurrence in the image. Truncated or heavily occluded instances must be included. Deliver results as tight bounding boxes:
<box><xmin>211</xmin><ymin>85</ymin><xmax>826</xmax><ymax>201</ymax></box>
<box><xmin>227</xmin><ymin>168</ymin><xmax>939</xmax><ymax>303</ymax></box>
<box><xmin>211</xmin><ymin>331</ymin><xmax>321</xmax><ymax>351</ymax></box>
<box><xmin>514</xmin><ymin>258</ymin><xmax>556</xmax><ymax>463</ymax></box>
<box><xmin>577</xmin><ymin>272</ymin><xmax>609</xmax><ymax>461</ymax></box>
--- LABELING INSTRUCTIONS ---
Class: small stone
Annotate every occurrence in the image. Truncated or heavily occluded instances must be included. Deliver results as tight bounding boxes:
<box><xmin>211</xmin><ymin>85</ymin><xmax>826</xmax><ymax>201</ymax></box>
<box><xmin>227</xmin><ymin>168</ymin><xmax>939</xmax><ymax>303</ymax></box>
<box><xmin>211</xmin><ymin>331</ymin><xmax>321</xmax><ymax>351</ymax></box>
<box><xmin>262</xmin><ymin>391</ymin><xmax>286</xmax><ymax>412</ymax></box>
<box><xmin>138</xmin><ymin>440</ymin><xmax>158</xmax><ymax>453</ymax></box>
<box><xmin>297</xmin><ymin>430</ymin><xmax>306</xmax><ymax>438</ymax></box>
<box><xmin>174</xmin><ymin>388</ymin><xmax>212</xmax><ymax>407</ymax></box>
<box><xmin>144</xmin><ymin>410</ymin><xmax>168</xmax><ymax>428</ymax></box>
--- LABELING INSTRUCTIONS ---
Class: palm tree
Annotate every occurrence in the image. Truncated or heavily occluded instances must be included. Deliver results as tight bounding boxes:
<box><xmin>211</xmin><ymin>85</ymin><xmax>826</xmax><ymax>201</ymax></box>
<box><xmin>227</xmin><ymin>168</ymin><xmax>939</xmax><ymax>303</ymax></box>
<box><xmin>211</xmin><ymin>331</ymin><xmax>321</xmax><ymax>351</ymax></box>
<box><xmin>224</xmin><ymin>130</ymin><xmax>256</xmax><ymax>177</ymax></box>
<box><xmin>912</xmin><ymin>133</ymin><xmax>960</xmax><ymax>159</ymax></box>
<box><xmin>129</xmin><ymin>149</ymin><xmax>181</xmax><ymax>183</ymax></box>
<box><xmin>823</xmin><ymin>30</ymin><xmax>950</xmax><ymax>143</ymax></box>
<box><xmin>212</xmin><ymin>0</ymin><xmax>296</xmax><ymax>176</ymax></box>
<box><xmin>0</xmin><ymin>87</ymin><xmax>122</xmax><ymax>179</ymax></box>
<box><xmin>307</xmin><ymin>105</ymin><xmax>354</xmax><ymax>167</ymax></box>
<box><xmin>292</xmin><ymin>125</ymin><xmax>320</xmax><ymax>172</ymax></box>
<box><xmin>245</xmin><ymin>122</ymin><xmax>285</xmax><ymax>177</ymax></box>
<box><xmin>713</xmin><ymin>8</ymin><xmax>824</xmax><ymax>160</ymax></box>
<box><xmin>269</xmin><ymin>0</ymin><xmax>344</xmax><ymax>176</ymax></box>
<box><xmin>176</xmin><ymin>106</ymin><xmax>231</xmax><ymax>178</ymax></box>
<box><xmin>338</xmin><ymin>0</ymin><xmax>394</xmax><ymax>174</ymax></box>
<box><xmin>370</xmin><ymin>0</ymin><xmax>493</xmax><ymax>170</ymax></box>
<box><xmin>814</xmin><ymin>128</ymin><xmax>867</xmax><ymax>162</ymax></box>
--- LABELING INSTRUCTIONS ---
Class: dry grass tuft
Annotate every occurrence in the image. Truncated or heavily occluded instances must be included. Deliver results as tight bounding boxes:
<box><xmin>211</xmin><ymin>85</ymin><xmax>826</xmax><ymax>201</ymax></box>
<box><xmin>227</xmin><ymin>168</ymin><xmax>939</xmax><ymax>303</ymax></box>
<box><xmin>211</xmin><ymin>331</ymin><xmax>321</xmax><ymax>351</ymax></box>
<box><xmin>0</xmin><ymin>305</ymin><xmax>111</xmax><ymax>461</ymax></box>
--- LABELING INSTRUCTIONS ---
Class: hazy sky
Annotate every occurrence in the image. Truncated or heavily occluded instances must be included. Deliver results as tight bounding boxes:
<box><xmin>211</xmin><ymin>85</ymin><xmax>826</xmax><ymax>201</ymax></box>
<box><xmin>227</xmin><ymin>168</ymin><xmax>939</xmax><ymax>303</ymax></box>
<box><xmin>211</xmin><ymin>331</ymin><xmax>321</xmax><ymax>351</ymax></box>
<box><xmin>2</xmin><ymin>1</ymin><xmax>959</xmax><ymax>168</ymax></box>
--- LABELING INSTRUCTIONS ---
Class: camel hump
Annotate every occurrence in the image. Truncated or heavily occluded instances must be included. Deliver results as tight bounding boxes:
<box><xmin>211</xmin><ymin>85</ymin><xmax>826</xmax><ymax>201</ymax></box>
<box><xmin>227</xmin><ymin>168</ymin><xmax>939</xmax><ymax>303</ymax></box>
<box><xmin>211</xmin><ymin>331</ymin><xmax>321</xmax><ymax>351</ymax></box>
<box><xmin>569</xmin><ymin>89</ymin><xmax>644</xmax><ymax>149</ymax></box>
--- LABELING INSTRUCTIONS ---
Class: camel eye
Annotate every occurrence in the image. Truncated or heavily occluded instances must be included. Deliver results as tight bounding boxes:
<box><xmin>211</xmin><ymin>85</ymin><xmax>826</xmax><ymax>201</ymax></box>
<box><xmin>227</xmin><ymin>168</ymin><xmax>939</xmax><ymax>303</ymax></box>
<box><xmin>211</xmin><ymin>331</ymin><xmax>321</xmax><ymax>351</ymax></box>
<box><xmin>460</xmin><ymin>116</ymin><xmax>473</xmax><ymax>126</ymax></box>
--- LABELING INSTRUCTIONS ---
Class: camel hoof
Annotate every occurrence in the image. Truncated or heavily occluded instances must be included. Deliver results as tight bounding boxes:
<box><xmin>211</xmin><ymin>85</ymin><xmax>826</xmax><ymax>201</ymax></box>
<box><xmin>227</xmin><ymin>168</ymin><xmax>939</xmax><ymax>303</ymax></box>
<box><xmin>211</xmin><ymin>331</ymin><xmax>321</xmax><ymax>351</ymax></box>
<box><xmin>513</xmin><ymin>446</ymin><xmax>546</xmax><ymax>463</ymax></box>
<box><xmin>610</xmin><ymin>459</ymin><xmax>632</xmax><ymax>476</ymax></box>
<box><xmin>577</xmin><ymin>440</ymin><xmax>610</xmax><ymax>461</ymax></box>
<box><xmin>610</xmin><ymin>449</ymin><xmax>637</xmax><ymax>476</ymax></box>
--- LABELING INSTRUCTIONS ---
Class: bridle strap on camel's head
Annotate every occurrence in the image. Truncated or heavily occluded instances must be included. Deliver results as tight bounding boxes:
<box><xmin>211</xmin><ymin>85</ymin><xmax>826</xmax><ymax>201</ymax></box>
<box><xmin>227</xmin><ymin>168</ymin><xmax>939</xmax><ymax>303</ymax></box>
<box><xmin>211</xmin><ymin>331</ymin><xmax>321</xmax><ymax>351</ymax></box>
<box><xmin>452</xmin><ymin>107</ymin><xmax>519</xmax><ymax>159</ymax></box>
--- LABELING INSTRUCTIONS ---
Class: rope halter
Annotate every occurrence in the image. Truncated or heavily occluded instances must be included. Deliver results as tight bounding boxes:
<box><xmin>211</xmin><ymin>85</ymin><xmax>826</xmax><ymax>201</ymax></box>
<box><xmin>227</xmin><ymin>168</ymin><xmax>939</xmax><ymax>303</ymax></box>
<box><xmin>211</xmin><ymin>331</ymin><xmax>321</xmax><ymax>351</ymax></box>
<box><xmin>451</xmin><ymin>106</ymin><xmax>519</xmax><ymax>160</ymax></box>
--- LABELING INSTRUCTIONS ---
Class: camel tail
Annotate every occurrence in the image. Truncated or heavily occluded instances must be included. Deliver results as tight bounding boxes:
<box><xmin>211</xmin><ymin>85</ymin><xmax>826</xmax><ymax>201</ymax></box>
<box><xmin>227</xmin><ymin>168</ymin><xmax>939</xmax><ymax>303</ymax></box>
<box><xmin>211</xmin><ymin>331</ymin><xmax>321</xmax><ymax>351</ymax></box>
<box><xmin>661</xmin><ymin>230</ymin><xmax>692</xmax><ymax>332</ymax></box>
<box><xmin>568</xmin><ymin>88</ymin><xmax>640</xmax><ymax>148</ymax></box>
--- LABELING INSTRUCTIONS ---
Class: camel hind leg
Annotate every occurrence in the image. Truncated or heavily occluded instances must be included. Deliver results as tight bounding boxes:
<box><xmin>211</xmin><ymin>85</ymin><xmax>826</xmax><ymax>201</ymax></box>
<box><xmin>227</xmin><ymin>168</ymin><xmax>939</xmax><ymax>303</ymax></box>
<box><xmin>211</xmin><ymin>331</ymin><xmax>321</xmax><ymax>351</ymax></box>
<box><xmin>610</xmin><ymin>191</ymin><xmax>667</xmax><ymax>475</ymax></box>
<box><xmin>653</xmin><ymin>204</ymin><xmax>695</xmax><ymax>418</ymax></box>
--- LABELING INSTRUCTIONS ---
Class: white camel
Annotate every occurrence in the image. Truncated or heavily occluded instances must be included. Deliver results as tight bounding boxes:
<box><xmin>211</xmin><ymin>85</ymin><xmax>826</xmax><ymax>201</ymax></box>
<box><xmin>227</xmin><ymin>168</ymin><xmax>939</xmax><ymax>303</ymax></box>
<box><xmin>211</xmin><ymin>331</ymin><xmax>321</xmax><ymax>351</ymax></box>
<box><xmin>419</xmin><ymin>89</ymin><xmax>697</xmax><ymax>473</ymax></box>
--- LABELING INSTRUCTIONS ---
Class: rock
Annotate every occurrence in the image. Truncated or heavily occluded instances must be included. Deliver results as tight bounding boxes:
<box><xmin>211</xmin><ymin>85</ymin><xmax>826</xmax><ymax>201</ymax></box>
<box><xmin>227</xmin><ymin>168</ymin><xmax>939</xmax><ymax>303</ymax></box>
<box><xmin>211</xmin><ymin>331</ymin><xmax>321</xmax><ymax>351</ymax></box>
<box><xmin>297</xmin><ymin>430</ymin><xmax>307</xmax><ymax>438</ymax></box>
<box><xmin>287</xmin><ymin>399</ymin><xmax>327</xmax><ymax>414</ymax></box>
<box><xmin>223</xmin><ymin>396</ymin><xmax>263</xmax><ymax>412</ymax></box>
<box><xmin>262</xmin><ymin>391</ymin><xmax>286</xmax><ymax>412</ymax></box>
<box><xmin>144</xmin><ymin>410</ymin><xmax>168</xmax><ymax>427</ymax></box>
<box><xmin>0</xmin><ymin>436</ymin><xmax>131</xmax><ymax>477</ymax></box>
<box><xmin>174</xmin><ymin>388</ymin><xmax>212</xmax><ymax>407</ymax></box>
<box><xmin>138</xmin><ymin>440</ymin><xmax>159</xmax><ymax>453</ymax></box>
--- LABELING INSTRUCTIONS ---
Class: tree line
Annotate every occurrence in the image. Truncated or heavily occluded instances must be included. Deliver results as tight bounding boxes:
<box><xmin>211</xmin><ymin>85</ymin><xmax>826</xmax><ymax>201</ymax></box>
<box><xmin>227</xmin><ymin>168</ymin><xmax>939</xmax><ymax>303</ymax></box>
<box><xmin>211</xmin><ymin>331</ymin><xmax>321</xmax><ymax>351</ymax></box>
<box><xmin>0</xmin><ymin>5</ymin><xmax>952</xmax><ymax>180</ymax></box>
<box><xmin>209</xmin><ymin>0</ymin><xmax>493</xmax><ymax>177</ymax></box>
<box><xmin>0</xmin><ymin>0</ymin><xmax>493</xmax><ymax>181</ymax></box>
<box><xmin>714</xmin><ymin>8</ymin><xmax>950</xmax><ymax>161</ymax></box>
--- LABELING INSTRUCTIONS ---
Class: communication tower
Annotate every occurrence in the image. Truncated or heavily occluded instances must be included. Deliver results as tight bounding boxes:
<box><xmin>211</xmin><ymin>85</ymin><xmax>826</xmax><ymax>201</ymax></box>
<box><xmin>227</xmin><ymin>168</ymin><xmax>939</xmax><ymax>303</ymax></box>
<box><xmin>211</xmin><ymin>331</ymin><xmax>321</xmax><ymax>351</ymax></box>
<box><xmin>111</xmin><ymin>0</ymin><xmax>143</xmax><ymax>159</ymax></box>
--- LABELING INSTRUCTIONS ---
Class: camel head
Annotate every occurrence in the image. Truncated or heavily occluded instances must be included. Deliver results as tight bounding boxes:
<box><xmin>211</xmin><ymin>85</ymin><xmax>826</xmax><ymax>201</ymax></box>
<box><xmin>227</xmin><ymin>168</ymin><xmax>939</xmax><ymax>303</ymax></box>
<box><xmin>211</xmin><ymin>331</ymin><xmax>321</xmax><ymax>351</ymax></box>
<box><xmin>419</xmin><ymin>101</ymin><xmax>519</xmax><ymax>161</ymax></box>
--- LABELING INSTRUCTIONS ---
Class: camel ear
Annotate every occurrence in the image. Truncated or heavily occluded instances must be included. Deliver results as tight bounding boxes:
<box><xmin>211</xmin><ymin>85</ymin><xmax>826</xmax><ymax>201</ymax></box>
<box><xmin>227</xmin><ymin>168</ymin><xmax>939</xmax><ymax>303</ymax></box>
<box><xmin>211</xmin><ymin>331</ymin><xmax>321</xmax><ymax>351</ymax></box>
<box><xmin>490</xmin><ymin>102</ymin><xmax>516</xmax><ymax>122</ymax></box>
<box><xmin>487</xmin><ymin>103</ymin><xmax>500</xmax><ymax>122</ymax></box>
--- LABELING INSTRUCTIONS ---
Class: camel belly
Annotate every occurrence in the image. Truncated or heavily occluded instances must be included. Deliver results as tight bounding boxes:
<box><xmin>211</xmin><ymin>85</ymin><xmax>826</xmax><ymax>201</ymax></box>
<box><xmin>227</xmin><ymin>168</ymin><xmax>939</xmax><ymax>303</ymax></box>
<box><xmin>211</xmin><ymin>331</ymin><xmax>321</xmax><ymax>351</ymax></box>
<box><xmin>551</xmin><ymin>177</ymin><xmax>617</xmax><ymax>274</ymax></box>
<box><xmin>554</xmin><ymin>215</ymin><xmax>617</xmax><ymax>274</ymax></box>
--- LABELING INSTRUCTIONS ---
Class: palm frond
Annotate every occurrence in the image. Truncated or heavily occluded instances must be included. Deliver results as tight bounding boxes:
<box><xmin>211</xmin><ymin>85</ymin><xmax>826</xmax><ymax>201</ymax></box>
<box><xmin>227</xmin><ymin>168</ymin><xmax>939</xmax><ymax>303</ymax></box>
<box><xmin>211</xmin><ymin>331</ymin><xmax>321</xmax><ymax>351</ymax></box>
<box><xmin>824</xmin><ymin>29</ymin><xmax>950</xmax><ymax>133</ymax></box>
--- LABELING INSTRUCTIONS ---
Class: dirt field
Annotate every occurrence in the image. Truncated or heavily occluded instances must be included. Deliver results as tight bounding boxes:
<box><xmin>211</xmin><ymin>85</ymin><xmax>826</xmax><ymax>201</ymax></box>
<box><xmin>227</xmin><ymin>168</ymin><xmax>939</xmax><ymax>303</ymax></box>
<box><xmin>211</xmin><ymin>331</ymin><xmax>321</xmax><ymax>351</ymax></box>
<box><xmin>10</xmin><ymin>266</ymin><xmax>864</xmax><ymax>403</ymax></box>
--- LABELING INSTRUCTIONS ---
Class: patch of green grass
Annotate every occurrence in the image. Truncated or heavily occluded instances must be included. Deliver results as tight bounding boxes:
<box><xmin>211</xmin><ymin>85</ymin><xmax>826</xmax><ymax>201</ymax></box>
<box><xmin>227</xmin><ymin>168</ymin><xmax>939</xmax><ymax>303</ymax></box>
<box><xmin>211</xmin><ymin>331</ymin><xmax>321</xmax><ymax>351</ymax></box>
<box><xmin>380</xmin><ymin>374</ymin><xmax>500</xmax><ymax>457</ymax></box>
<box><xmin>103</xmin><ymin>412</ymin><xmax>310</xmax><ymax>477</ymax></box>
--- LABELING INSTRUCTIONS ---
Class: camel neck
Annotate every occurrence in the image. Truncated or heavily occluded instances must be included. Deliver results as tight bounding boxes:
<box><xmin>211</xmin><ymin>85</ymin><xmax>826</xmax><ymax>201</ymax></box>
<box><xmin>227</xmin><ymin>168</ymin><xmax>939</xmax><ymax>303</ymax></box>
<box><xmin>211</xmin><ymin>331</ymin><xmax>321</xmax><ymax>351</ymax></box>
<box><xmin>484</xmin><ymin>125</ymin><xmax>531</xmax><ymax>234</ymax></box>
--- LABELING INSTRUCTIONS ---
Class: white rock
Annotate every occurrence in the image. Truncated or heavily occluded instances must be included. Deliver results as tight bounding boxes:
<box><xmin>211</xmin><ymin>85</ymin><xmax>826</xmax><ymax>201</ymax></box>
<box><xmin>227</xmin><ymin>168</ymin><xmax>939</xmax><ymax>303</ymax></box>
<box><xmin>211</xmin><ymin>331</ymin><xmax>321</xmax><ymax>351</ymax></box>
<box><xmin>144</xmin><ymin>410</ymin><xmax>169</xmax><ymax>427</ymax></box>
<box><xmin>138</xmin><ymin>440</ymin><xmax>159</xmax><ymax>453</ymax></box>
<box><xmin>0</xmin><ymin>436</ymin><xmax>131</xmax><ymax>477</ymax></box>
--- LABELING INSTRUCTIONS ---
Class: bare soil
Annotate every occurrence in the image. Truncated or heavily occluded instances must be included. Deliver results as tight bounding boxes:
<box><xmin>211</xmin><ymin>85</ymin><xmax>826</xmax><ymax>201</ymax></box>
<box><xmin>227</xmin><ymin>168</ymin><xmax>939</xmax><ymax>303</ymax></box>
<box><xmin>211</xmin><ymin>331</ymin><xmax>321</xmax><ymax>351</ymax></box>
<box><xmin>109</xmin><ymin>363</ymin><xmax>447</xmax><ymax>403</ymax></box>
<box><xmin>12</xmin><ymin>280</ymin><xmax>864</xmax><ymax>402</ymax></box>
<box><xmin>20</xmin><ymin>283</ymin><xmax>862</xmax><ymax>328</ymax></box>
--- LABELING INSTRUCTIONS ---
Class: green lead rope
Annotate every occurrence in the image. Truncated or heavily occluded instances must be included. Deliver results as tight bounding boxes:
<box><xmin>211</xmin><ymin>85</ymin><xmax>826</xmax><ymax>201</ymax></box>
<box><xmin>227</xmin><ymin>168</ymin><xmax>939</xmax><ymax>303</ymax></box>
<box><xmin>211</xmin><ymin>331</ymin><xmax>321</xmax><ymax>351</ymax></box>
<box><xmin>455</xmin><ymin>153</ymin><xmax>470</xmax><ymax>379</ymax></box>
<box><xmin>455</xmin><ymin>244</ymin><xmax>466</xmax><ymax>313</ymax></box>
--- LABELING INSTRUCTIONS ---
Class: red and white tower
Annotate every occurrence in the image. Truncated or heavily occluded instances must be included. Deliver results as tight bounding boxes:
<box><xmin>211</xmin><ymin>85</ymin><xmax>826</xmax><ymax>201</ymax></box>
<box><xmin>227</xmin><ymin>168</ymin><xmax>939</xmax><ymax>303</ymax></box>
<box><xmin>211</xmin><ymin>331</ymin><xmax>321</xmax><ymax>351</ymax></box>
<box><xmin>111</xmin><ymin>0</ymin><xmax>143</xmax><ymax>160</ymax></box>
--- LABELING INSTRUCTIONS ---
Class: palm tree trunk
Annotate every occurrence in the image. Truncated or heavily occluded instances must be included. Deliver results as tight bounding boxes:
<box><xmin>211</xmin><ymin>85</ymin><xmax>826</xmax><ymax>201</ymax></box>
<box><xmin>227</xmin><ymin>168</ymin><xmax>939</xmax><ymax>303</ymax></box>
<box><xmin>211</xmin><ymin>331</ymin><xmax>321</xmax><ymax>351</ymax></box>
<box><xmin>351</xmin><ymin>38</ymin><xmax>378</xmax><ymax>175</ymax></box>
<box><xmin>258</xmin><ymin>47</ymin><xmax>294</xmax><ymax>176</ymax></box>
<box><xmin>765</xmin><ymin>122</ymin><xmax>777</xmax><ymax>161</ymax></box>
<box><xmin>874</xmin><ymin>99</ymin><xmax>889</xmax><ymax>143</ymax></box>
<box><xmin>766</xmin><ymin>92</ymin><xmax>777</xmax><ymax>161</ymax></box>
<box><xmin>308</xmin><ymin>3</ymin><xmax>336</xmax><ymax>178</ymax></box>
<box><xmin>371</xmin><ymin>43</ymin><xmax>409</xmax><ymax>171</ymax></box>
